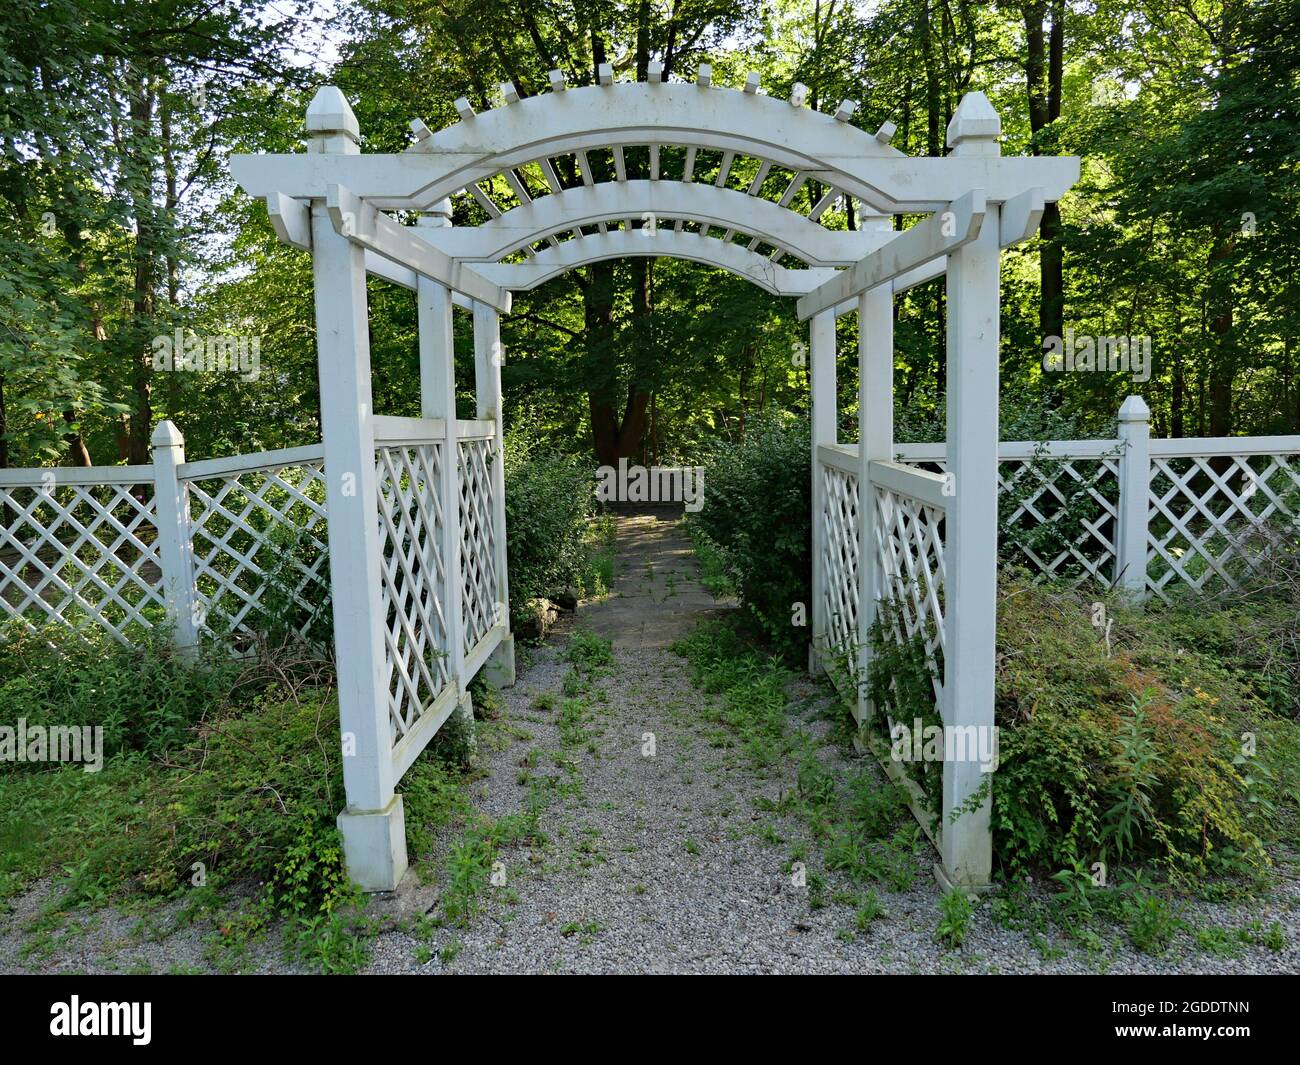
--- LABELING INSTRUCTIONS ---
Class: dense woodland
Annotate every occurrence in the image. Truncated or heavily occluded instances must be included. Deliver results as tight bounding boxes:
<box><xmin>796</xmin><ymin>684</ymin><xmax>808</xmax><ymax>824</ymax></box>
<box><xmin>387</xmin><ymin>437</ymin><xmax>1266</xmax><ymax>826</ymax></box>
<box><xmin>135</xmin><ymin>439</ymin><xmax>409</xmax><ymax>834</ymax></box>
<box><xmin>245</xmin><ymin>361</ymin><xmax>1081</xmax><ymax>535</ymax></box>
<box><xmin>2</xmin><ymin>0</ymin><xmax>1298</xmax><ymax>469</ymax></box>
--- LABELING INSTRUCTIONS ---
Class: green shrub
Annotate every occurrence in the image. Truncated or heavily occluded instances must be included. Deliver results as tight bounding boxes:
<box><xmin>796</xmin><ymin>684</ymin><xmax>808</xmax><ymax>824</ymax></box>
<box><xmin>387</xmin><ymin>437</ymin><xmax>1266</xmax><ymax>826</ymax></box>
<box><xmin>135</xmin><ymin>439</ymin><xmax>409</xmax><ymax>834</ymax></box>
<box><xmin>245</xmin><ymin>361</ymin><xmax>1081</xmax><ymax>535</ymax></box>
<box><xmin>0</xmin><ymin>621</ymin><xmax>242</xmax><ymax>762</ymax></box>
<box><xmin>693</xmin><ymin>412</ymin><xmax>810</xmax><ymax>659</ymax></box>
<box><xmin>992</xmin><ymin>577</ymin><xmax>1280</xmax><ymax>878</ymax></box>
<box><xmin>503</xmin><ymin>422</ymin><xmax>597</xmax><ymax>624</ymax></box>
<box><xmin>153</xmin><ymin>688</ymin><xmax>349</xmax><ymax>907</ymax></box>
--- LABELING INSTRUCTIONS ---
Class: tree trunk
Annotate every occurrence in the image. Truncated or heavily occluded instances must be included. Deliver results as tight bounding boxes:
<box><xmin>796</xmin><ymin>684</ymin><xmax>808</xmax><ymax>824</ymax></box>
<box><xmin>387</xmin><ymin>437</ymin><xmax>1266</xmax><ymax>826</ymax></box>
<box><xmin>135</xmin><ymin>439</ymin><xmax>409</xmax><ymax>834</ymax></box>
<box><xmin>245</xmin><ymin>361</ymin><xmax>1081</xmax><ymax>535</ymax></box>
<box><xmin>125</xmin><ymin>72</ymin><xmax>157</xmax><ymax>466</ymax></box>
<box><xmin>1023</xmin><ymin>1</ymin><xmax>1066</xmax><ymax>401</ymax></box>
<box><xmin>1207</xmin><ymin>224</ymin><xmax>1235</xmax><ymax>437</ymax></box>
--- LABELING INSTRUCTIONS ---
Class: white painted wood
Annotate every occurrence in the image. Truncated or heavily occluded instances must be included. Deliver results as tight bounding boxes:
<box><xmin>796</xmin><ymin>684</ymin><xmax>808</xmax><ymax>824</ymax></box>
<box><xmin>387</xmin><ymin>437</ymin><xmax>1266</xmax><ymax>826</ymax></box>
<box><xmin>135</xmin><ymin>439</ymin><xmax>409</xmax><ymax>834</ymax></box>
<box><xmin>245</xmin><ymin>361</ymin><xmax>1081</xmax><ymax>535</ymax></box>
<box><xmin>1148</xmin><ymin>435</ymin><xmax>1300</xmax><ymax>457</ymax></box>
<box><xmin>472</xmin><ymin>303</ymin><xmax>512</xmax><ymax>683</ymax></box>
<box><xmin>178</xmin><ymin>443</ymin><xmax>325</xmax><ymax>481</ymax></box>
<box><xmin>306</xmin><ymin>85</ymin><xmax>360</xmax><ymax>155</ymax></box>
<box><xmin>0</xmin><ymin>466</ymin><xmax>156</xmax><ymax>486</ymax></box>
<box><xmin>326</xmin><ymin>183</ymin><xmax>510</xmax><ymax>311</ymax></box>
<box><xmin>310</xmin><ymin>204</ymin><xmax>396</xmax><ymax>826</ymax></box>
<box><xmin>416</xmin><ymin>249</ymin><xmax>468</xmax><ymax>704</ymax></box>
<box><xmin>474</xmin><ymin>230</ymin><xmax>837</xmax><ymax>295</ymax></box>
<box><xmin>857</xmin><ymin>278</ymin><xmax>893</xmax><ymax>725</ymax></box>
<box><xmin>1115</xmin><ymin>395</ymin><xmax>1151</xmax><ymax>599</ymax></box>
<box><xmin>267</xmin><ymin>192</ymin><xmax>311</xmax><ymax>250</ymax></box>
<box><xmin>231</xmin><ymin>84</ymin><xmax>1078</xmax><ymax>213</ymax></box>
<box><xmin>817</xmin><ymin>443</ymin><xmax>858</xmax><ymax>473</ymax></box>
<box><xmin>809</xmin><ymin>311</ymin><xmax>836</xmax><ymax>674</ymax></box>
<box><xmin>150</xmin><ymin>421</ymin><xmax>199</xmax><ymax>652</ymax></box>
<box><xmin>939</xmin><ymin>195</ymin><xmax>1001</xmax><ymax>888</ymax></box>
<box><xmin>372</xmin><ymin>414</ymin><xmax>447</xmax><ymax>443</ymax></box>
<box><xmin>413</xmin><ymin>181</ymin><xmax>886</xmax><ymax>265</ymax></box>
<box><xmin>797</xmin><ymin>189</ymin><xmax>986</xmax><ymax>320</ymax></box>
<box><xmin>999</xmin><ymin>186</ymin><xmax>1046</xmax><ymax>246</ymax></box>
<box><xmin>947</xmin><ymin>91</ymin><xmax>1001</xmax><ymax>154</ymax></box>
<box><xmin>894</xmin><ymin>439</ymin><xmax>1123</xmax><ymax>462</ymax></box>
<box><xmin>869</xmin><ymin>460</ymin><xmax>947</xmax><ymax>508</ymax></box>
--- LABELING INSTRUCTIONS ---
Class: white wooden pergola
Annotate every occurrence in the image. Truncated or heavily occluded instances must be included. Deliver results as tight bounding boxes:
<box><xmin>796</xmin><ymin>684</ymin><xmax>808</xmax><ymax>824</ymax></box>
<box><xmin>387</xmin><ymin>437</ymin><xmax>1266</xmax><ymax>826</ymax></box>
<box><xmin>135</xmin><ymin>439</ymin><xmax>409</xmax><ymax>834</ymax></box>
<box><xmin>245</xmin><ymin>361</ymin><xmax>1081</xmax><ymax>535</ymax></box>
<box><xmin>232</xmin><ymin>67</ymin><xmax>1078</xmax><ymax>891</ymax></box>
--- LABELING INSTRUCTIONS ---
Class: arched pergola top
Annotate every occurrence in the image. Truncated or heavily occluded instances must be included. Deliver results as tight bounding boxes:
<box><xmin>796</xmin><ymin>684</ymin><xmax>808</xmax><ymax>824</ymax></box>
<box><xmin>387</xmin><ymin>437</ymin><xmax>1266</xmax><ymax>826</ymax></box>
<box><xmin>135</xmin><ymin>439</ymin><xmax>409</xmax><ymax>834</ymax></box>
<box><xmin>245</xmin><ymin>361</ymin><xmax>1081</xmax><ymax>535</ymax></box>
<box><xmin>233</xmin><ymin>72</ymin><xmax>1078</xmax><ymax>222</ymax></box>
<box><xmin>236</xmin><ymin>78</ymin><xmax>1078</xmax><ymax>310</ymax></box>
<box><xmin>397</xmin><ymin>79</ymin><xmax>902</xmax><ymax>213</ymax></box>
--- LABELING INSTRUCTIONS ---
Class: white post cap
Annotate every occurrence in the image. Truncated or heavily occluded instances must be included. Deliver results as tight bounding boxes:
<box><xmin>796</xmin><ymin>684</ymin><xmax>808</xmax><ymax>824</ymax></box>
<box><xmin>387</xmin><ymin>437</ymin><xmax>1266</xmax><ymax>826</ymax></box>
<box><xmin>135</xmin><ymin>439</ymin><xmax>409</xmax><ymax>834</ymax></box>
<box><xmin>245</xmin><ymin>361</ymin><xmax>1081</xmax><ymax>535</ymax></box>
<box><xmin>946</xmin><ymin>91</ymin><xmax>1001</xmax><ymax>154</ymax></box>
<box><xmin>306</xmin><ymin>86</ymin><xmax>360</xmax><ymax>153</ymax></box>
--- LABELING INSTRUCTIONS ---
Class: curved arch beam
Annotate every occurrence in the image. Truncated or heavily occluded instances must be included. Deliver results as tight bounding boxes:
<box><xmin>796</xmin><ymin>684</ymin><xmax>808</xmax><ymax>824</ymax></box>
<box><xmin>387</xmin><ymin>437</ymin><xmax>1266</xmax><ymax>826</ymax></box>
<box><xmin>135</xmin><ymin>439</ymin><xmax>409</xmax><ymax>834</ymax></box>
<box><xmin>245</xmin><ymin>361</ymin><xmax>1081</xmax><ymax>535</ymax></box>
<box><xmin>232</xmin><ymin>84</ymin><xmax>1077</xmax><ymax>214</ymax></box>
<box><xmin>472</xmin><ymin>230</ymin><xmax>837</xmax><ymax>295</ymax></box>
<box><xmin>403</xmin><ymin>83</ymin><xmax>901</xmax><ymax>211</ymax></box>
<box><xmin>417</xmin><ymin>181</ymin><xmax>889</xmax><ymax>266</ymax></box>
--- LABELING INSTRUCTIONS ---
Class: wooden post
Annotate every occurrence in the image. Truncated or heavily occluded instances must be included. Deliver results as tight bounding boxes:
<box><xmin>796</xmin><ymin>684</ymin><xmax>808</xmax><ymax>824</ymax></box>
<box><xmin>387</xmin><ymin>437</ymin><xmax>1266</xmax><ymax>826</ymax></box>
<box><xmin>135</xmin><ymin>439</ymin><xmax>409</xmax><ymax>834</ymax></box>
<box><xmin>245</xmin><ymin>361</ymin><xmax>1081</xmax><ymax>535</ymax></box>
<box><xmin>308</xmin><ymin>87</ymin><xmax>407</xmax><ymax>892</ymax></box>
<box><xmin>150</xmin><ymin>420</ymin><xmax>200</xmax><ymax>654</ymax></box>
<box><xmin>808</xmin><ymin>310</ymin><xmax>836</xmax><ymax>674</ymax></box>
<box><xmin>472</xmin><ymin>301</ymin><xmax>515</xmax><ymax>687</ymax></box>
<box><xmin>938</xmin><ymin>92</ymin><xmax>1001</xmax><ymax>890</ymax></box>
<box><xmin>856</xmin><ymin>253</ymin><xmax>894</xmax><ymax>723</ymax></box>
<box><xmin>417</xmin><ymin>203</ymin><xmax>474</xmax><ymax>735</ymax></box>
<box><xmin>1115</xmin><ymin>395</ymin><xmax>1151</xmax><ymax>603</ymax></box>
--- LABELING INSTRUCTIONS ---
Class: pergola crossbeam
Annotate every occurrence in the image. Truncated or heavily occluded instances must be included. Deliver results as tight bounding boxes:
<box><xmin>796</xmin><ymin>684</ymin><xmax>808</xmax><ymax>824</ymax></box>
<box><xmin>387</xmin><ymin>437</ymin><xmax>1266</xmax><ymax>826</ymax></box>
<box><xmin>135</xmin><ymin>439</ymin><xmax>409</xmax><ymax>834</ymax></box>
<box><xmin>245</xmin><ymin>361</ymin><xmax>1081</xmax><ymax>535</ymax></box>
<box><xmin>326</xmin><ymin>183</ymin><xmax>511</xmax><ymax>312</ymax></box>
<box><xmin>796</xmin><ymin>188</ymin><xmax>986</xmax><ymax>320</ymax></box>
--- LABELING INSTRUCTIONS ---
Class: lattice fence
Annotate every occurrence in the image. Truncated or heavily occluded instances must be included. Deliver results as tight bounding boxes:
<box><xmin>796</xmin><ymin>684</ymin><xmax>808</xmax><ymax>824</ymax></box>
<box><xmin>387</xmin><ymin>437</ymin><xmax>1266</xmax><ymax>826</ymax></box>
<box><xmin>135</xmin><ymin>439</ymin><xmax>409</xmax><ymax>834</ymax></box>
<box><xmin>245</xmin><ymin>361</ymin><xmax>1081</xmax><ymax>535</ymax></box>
<box><xmin>0</xmin><ymin>476</ymin><xmax>163</xmax><ymax>644</ymax></box>
<box><xmin>897</xmin><ymin>448</ymin><xmax>1119</xmax><ymax>586</ymax></box>
<box><xmin>375</xmin><ymin>442</ymin><xmax>451</xmax><ymax>741</ymax></box>
<box><xmin>185</xmin><ymin>457</ymin><xmax>330</xmax><ymax>644</ymax></box>
<box><xmin>872</xmin><ymin>485</ymin><xmax>947</xmax><ymax>706</ymax></box>
<box><xmin>458</xmin><ymin>437</ymin><xmax>499</xmax><ymax>654</ymax></box>
<box><xmin>997</xmin><ymin>455</ymin><xmax>1119</xmax><ymax>584</ymax></box>
<box><xmin>1148</xmin><ymin>450</ymin><xmax>1300</xmax><ymax>601</ymax></box>
<box><xmin>820</xmin><ymin>464</ymin><xmax>860</xmax><ymax>658</ymax></box>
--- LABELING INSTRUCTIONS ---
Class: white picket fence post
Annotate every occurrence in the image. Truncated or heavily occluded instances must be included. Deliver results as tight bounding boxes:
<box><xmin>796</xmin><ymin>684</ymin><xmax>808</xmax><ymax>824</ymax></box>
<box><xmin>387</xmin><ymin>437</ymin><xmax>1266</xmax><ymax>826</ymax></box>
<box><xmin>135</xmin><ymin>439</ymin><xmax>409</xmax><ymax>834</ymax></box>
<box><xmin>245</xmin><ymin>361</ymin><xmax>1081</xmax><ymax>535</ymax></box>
<box><xmin>417</xmin><ymin>204</ymin><xmax>472</xmax><ymax>731</ymax></box>
<box><xmin>150</xmin><ymin>420</ymin><xmax>200</xmax><ymax>653</ymax></box>
<box><xmin>808</xmin><ymin>311</ymin><xmax>836</xmax><ymax>674</ymax></box>
<box><xmin>308</xmin><ymin>87</ymin><xmax>407</xmax><ymax>892</ymax></box>
<box><xmin>473</xmin><ymin>301</ymin><xmax>515</xmax><ymax>687</ymax></box>
<box><xmin>1115</xmin><ymin>394</ymin><xmax>1152</xmax><ymax>602</ymax></box>
<box><xmin>937</xmin><ymin>95</ymin><xmax>1001</xmax><ymax>890</ymax></box>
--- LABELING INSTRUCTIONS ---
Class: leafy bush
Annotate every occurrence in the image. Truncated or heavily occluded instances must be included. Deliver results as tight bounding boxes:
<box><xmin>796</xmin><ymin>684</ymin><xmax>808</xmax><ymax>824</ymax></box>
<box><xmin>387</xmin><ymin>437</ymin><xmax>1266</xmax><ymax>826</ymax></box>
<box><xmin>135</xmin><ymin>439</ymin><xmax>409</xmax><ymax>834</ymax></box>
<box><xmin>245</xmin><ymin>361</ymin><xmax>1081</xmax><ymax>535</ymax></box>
<box><xmin>503</xmin><ymin>421</ymin><xmax>597</xmax><ymax>625</ymax></box>
<box><xmin>0</xmin><ymin>621</ymin><xmax>242</xmax><ymax>762</ymax></box>
<box><xmin>152</xmin><ymin>688</ymin><xmax>350</xmax><ymax>908</ymax></box>
<box><xmin>693</xmin><ymin>412</ymin><xmax>811</xmax><ymax>658</ymax></box>
<box><xmin>992</xmin><ymin>576</ymin><xmax>1284</xmax><ymax>879</ymax></box>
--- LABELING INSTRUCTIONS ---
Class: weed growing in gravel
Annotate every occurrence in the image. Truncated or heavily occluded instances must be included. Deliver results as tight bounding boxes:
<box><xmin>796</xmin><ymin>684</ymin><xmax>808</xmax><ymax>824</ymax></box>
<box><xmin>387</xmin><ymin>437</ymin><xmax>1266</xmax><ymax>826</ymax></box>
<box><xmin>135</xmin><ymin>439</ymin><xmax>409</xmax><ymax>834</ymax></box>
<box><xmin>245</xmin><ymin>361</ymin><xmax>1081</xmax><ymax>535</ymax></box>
<box><xmin>1122</xmin><ymin>892</ymin><xmax>1180</xmax><ymax>954</ymax></box>
<box><xmin>566</xmin><ymin>629</ymin><xmax>615</xmax><ymax>674</ymax></box>
<box><xmin>856</xmin><ymin>891</ymin><xmax>886</xmax><ymax>931</ymax></box>
<box><xmin>558</xmin><ymin>697</ymin><xmax>591</xmax><ymax>748</ymax></box>
<box><xmin>936</xmin><ymin>889</ymin><xmax>974</xmax><ymax>950</ymax></box>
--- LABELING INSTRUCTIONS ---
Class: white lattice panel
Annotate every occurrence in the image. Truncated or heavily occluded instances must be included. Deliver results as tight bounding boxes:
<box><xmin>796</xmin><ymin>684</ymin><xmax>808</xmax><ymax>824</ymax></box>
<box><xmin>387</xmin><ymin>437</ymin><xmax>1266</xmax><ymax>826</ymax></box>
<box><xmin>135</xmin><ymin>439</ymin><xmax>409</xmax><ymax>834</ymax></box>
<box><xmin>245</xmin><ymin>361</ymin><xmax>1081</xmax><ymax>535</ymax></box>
<box><xmin>0</xmin><ymin>480</ymin><xmax>163</xmax><ymax>644</ymax></box>
<box><xmin>375</xmin><ymin>443</ymin><xmax>451</xmax><ymax>740</ymax></box>
<box><xmin>998</xmin><ymin>456</ymin><xmax>1119</xmax><ymax>583</ymax></box>
<box><xmin>1148</xmin><ymin>452</ymin><xmax>1300</xmax><ymax>600</ymax></box>
<box><xmin>185</xmin><ymin>461</ymin><xmax>329</xmax><ymax>639</ymax></box>
<box><xmin>902</xmin><ymin>453</ymin><xmax>1118</xmax><ymax>584</ymax></box>
<box><xmin>820</xmin><ymin>464</ymin><xmax>860</xmax><ymax>657</ymax></box>
<box><xmin>458</xmin><ymin>437</ymin><xmax>499</xmax><ymax>654</ymax></box>
<box><xmin>873</xmin><ymin>485</ymin><xmax>947</xmax><ymax>706</ymax></box>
